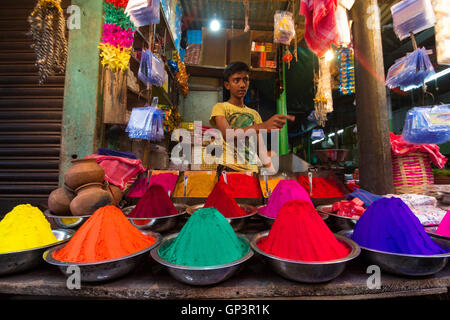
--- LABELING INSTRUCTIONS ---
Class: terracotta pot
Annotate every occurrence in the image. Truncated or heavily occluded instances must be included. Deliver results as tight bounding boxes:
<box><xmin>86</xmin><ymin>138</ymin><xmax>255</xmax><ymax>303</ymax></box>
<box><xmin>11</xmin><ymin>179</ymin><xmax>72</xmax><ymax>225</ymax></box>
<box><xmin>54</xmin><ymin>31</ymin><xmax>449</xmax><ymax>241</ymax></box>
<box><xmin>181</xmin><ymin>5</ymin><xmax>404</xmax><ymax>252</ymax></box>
<box><xmin>107</xmin><ymin>184</ymin><xmax>124</xmax><ymax>206</ymax></box>
<box><xmin>48</xmin><ymin>186</ymin><xmax>76</xmax><ymax>216</ymax></box>
<box><xmin>64</xmin><ymin>158</ymin><xmax>105</xmax><ymax>190</ymax></box>
<box><xmin>70</xmin><ymin>182</ymin><xmax>112</xmax><ymax>216</ymax></box>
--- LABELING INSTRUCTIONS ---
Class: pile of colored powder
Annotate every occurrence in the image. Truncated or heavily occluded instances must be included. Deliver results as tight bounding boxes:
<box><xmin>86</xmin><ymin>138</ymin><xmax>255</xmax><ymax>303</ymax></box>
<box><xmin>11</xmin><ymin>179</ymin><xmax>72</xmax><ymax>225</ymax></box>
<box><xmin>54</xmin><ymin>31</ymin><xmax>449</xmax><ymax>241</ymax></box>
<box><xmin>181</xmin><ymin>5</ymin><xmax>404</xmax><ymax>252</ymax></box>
<box><xmin>204</xmin><ymin>181</ymin><xmax>247</xmax><ymax>218</ymax></box>
<box><xmin>259</xmin><ymin>177</ymin><xmax>285</xmax><ymax>198</ymax></box>
<box><xmin>218</xmin><ymin>173</ymin><xmax>262</xmax><ymax>198</ymax></box>
<box><xmin>297</xmin><ymin>176</ymin><xmax>345</xmax><ymax>198</ymax></box>
<box><xmin>259</xmin><ymin>179</ymin><xmax>313</xmax><ymax>218</ymax></box>
<box><xmin>53</xmin><ymin>205</ymin><xmax>156</xmax><ymax>263</ymax></box>
<box><xmin>159</xmin><ymin>207</ymin><xmax>249</xmax><ymax>266</ymax></box>
<box><xmin>128</xmin><ymin>185</ymin><xmax>178</xmax><ymax>218</ymax></box>
<box><xmin>351</xmin><ymin>198</ymin><xmax>448</xmax><ymax>255</ymax></box>
<box><xmin>173</xmin><ymin>172</ymin><xmax>217</xmax><ymax>197</ymax></box>
<box><xmin>258</xmin><ymin>200</ymin><xmax>350</xmax><ymax>261</ymax></box>
<box><xmin>0</xmin><ymin>204</ymin><xmax>58</xmax><ymax>253</ymax></box>
<box><xmin>436</xmin><ymin>211</ymin><xmax>450</xmax><ymax>237</ymax></box>
<box><xmin>148</xmin><ymin>172</ymin><xmax>179</xmax><ymax>195</ymax></box>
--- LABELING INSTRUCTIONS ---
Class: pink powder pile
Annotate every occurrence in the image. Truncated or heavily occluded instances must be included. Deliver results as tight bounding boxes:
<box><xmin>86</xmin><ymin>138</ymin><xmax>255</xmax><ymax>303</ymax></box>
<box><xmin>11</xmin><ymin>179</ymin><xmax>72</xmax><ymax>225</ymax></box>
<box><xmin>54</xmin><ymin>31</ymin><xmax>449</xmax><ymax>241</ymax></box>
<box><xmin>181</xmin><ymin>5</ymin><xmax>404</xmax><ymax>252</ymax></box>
<box><xmin>259</xmin><ymin>179</ymin><xmax>313</xmax><ymax>218</ymax></box>
<box><xmin>436</xmin><ymin>211</ymin><xmax>450</xmax><ymax>237</ymax></box>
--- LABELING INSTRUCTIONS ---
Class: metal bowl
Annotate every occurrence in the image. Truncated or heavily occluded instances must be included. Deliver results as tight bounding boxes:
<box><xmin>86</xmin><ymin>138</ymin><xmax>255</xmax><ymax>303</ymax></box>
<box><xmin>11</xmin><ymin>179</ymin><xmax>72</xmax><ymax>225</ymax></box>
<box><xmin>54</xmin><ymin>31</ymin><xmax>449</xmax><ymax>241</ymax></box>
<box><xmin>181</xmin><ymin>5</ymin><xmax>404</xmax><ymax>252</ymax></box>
<box><xmin>44</xmin><ymin>210</ymin><xmax>88</xmax><ymax>229</ymax></box>
<box><xmin>186</xmin><ymin>203</ymin><xmax>257</xmax><ymax>232</ymax></box>
<box><xmin>122</xmin><ymin>203</ymin><xmax>188</xmax><ymax>232</ymax></box>
<box><xmin>250</xmin><ymin>231</ymin><xmax>360</xmax><ymax>283</ymax></box>
<box><xmin>257</xmin><ymin>205</ymin><xmax>329</xmax><ymax>228</ymax></box>
<box><xmin>43</xmin><ymin>231</ymin><xmax>161</xmax><ymax>283</ymax></box>
<box><xmin>317</xmin><ymin>205</ymin><xmax>358</xmax><ymax>232</ymax></box>
<box><xmin>339</xmin><ymin>230</ymin><xmax>450</xmax><ymax>277</ymax></box>
<box><xmin>0</xmin><ymin>229</ymin><xmax>74</xmax><ymax>276</ymax></box>
<box><xmin>150</xmin><ymin>233</ymin><xmax>253</xmax><ymax>286</ymax></box>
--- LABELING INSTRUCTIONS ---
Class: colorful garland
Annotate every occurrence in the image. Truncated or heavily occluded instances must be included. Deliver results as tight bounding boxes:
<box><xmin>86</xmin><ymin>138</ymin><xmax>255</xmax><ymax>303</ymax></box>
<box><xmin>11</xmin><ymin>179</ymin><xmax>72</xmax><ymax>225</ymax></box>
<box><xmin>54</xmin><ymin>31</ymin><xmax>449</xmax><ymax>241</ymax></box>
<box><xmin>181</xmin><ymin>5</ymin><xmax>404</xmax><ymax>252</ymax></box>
<box><xmin>338</xmin><ymin>47</ymin><xmax>355</xmax><ymax>95</ymax></box>
<box><xmin>99</xmin><ymin>1</ymin><xmax>135</xmax><ymax>72</ymax></box>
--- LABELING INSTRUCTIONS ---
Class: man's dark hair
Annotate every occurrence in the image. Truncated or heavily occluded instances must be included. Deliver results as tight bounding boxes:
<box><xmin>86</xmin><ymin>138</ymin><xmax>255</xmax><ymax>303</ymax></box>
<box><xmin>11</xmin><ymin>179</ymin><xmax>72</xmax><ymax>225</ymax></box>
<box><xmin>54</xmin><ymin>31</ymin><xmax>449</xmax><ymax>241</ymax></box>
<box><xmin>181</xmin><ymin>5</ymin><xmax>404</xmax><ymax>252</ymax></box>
<box><xmin>223</xmin><ymin>61</ymin><xmax>250</xmax><ymax>82</ymax></box>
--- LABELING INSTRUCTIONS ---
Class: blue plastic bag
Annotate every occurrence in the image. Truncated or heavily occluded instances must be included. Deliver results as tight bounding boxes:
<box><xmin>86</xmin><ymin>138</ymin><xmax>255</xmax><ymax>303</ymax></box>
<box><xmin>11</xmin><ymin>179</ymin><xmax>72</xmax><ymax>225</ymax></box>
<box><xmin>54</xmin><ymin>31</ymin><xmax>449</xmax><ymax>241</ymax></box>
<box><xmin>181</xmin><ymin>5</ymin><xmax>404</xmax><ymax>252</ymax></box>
<box><xmin>138</xmin><ymin>50</ymin><xmax>165</xmax><ymax>87</ymax></box>
<box><xmin>385</xmin><ymin>47</ymin><xmax>435</xmax><ymax>91</ymax></box>
<box><xmin>402</xmin><ymin>105</ymin><xmax>450</xmax><ymax>144</ymax></box>
<box><xmin>311</xmin><ymin>129</ymin><xmax>325</xmax><ymax>141</ymax></box>
<box><xmin>126</xmin><ymin>97</ymin><xmax>164</xmax><ymax>141</ymax></box>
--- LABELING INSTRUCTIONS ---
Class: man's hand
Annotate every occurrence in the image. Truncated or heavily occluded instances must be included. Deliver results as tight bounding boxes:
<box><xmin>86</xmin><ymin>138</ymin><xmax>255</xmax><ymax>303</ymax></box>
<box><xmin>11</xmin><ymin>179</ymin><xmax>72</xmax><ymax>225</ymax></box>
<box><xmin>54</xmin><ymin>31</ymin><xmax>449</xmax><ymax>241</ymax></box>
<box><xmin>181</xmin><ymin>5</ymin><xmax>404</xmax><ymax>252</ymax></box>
<box><xmin>262</xmin><ymin>114</ymin><xmax>295</xmax><ymax>132</ymax></box>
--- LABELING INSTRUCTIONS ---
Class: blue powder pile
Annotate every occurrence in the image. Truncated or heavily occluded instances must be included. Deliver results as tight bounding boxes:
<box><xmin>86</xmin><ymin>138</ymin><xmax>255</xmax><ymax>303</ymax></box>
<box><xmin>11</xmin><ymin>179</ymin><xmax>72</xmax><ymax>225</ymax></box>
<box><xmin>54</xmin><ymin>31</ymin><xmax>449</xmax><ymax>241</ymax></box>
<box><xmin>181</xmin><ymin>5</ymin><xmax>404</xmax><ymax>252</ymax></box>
<box><xmin>351</xmin><ymin>198</ymin><xmax>448</xmax><ymax>255</ymax></box>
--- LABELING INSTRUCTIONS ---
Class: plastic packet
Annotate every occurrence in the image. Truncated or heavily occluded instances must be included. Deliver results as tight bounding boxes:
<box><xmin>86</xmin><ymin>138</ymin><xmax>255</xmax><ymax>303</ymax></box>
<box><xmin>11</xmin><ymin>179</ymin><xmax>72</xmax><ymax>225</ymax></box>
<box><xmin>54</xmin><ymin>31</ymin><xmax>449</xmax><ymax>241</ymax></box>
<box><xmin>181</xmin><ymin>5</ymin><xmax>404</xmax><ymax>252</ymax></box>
<box><xmin>149</xmin><ymin>53</ymin><xmax>165</xmax><ymax>87</ymax></box>
<box><xmin>385</xmin><ymin>47</ymin><xmax>435</xmax><ymax>91</ymax></box>
<box><xmin>311</xmin><ymin>128</ymin><xmax>325</xmax><ymax>141</ymax></box>
<box><xmin>125</xmin><ymin>0</ymin><xmax>160</xmax><ymax>27</ymax></box>
<box><xmin>391</xmin><ymin>0</ymin><xmax>436</xmax><ymax>40</ymax></box>
<box><xmin>402</xmin><ymin>105</ymin><xmax>450</xmax><ymax>144</ymax></box>
<box><xmin>138</xmin><ymin>49</ymin><xmax>151</xmax><ymax>84</ymax></box>
<box><xmin>274</xmin><ymin>11</ymin><xmax>295</xmax><ymax>45</ymax></box>
<box><xmin>126</xmin><ymin>97</ymin><xmax>164</xmax><ymax>141</ymax></box>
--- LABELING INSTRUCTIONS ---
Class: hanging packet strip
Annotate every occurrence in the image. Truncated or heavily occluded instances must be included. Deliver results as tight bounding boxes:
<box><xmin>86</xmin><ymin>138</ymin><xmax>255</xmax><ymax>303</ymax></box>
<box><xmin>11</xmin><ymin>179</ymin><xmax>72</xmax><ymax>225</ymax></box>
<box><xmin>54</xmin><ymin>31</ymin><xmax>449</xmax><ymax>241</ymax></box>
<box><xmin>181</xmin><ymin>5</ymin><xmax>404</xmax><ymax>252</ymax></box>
<box><xmin>402</xmin><ymin>105</ymin><xmax>450</xmax><ymax>145</ymax></box>
<box><xmin>125</xmin><ymin>0</ymin><xmax>160</xmax><ymax>27</ymax></box>
<box><xmin>126</xmin><ymin>97</ymin><xmax>164</xmax><ymax>141</ymax></box>
<box><xmin>385</xmin><ymin>47</ymin><xmax>435</xmax><ymax>91</ymax></box>
<box><xmin>391</xmin><ymin>0</ymin><xmax>436</xmax><ymax>41</ymax></box>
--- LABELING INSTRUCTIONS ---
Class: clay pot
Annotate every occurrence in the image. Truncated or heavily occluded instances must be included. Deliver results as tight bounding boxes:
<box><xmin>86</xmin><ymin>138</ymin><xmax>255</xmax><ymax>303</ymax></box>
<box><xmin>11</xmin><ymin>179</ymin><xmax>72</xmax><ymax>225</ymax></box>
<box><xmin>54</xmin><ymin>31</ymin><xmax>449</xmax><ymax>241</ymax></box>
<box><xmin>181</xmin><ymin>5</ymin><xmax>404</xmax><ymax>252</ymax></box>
<box><xmin>106</xmin><ymin>184</ymin><xmax>124</xmax><ymax>206</ymax></box>
<box><xmin>64</xmin><ymin>158</ymin><xmax>105</xmax><ymax>190</ymax></box>
<box><xmin>70</xmin><ymin>182</ymin><xmax>112</xmax><ymax>216</ymax></box>
<box><xmin>48</xmin><ymin>186</ymin><xmax>76</xmax><ymax>216</ymax></box>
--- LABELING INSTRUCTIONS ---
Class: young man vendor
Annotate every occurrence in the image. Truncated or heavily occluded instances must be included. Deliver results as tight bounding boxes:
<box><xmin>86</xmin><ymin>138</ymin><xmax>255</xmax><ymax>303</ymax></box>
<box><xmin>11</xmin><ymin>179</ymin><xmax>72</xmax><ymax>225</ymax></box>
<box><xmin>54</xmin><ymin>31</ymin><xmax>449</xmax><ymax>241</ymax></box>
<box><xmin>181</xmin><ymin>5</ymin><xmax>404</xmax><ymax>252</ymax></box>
<box><xmin>210</xmin><ymin>61</ymin><xmax>295</xmax><ymax>174</ymax></box>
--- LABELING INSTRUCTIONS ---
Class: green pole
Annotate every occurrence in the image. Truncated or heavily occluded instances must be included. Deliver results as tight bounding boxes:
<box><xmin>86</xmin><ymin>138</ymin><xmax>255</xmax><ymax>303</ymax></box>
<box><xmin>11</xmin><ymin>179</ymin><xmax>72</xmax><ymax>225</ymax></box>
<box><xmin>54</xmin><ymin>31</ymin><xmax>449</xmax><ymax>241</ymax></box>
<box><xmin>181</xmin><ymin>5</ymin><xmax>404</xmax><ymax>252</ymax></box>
<box><xmin>59</xmin><ymin>0</ymin><xmax>104</xmax><ymax>186</ymax></box>
<box><xmin>277</xmin><ymin>59</ymin><xmax>289</xmax><ymax>155</ymax></box>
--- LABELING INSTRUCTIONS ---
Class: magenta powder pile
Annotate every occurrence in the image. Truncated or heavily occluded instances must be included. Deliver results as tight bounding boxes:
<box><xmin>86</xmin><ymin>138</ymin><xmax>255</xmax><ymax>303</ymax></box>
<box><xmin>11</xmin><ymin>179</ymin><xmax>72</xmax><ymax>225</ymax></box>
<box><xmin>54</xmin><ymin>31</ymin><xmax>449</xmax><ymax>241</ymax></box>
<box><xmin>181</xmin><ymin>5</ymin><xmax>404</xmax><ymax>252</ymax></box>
<box><xmin>259</xmin><ymin>179</ymin><xmax>313</xmax><ymax>218</ymax></box>
<box><xmin>436</xmin><ymin>211</ymin><xmax>450</xmax><ymax>237</ymax></box>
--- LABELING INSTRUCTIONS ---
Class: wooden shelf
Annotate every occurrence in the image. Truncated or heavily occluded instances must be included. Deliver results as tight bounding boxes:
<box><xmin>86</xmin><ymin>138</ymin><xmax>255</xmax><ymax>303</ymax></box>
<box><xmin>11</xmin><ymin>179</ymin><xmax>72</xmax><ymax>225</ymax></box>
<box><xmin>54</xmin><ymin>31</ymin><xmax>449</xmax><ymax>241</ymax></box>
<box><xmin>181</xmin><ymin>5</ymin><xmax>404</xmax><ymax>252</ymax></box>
<box><xmin>156</xmin><ymin>6</ymin><xmax>178</xmax><ymax>57</ymax></box>
<box><xmin>186</xmin><ymin>64</ymin><xmax>277</xmax><ymax>80</ymax></box>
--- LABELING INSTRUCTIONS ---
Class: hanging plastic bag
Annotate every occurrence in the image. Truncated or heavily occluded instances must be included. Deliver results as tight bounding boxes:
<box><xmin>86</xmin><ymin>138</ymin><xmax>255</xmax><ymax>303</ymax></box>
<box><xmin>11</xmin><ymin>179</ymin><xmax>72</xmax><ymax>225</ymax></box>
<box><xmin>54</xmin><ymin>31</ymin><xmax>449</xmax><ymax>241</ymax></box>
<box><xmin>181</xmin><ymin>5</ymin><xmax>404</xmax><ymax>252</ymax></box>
<box><xmin>149</xmin><ymin>53</ymin><xmax>165</xmax><ymax>87</ymax></box>
<box><xmin>138</xmin><ymin>49</ymin><xmax>151</xmax><ymax>84</ymax></box>
<box><xmin>402</xmin><ymin>105</ymin><xmax>450</xmax><ymax>145</ymax></box>
<box><xmin>391</xmin><ymin>0</ymin><xmax>436</xmax><ymax>41</ymax></box>
<box><xmin>126</xmin><ymin>97</ymin><xmax>164</xmax><ymax>141</ymax></box>
<box><xmin>385</xmin><ymin>47</ymin><xmax>435</xmax><ymax>91</ymax></box>
<box><xmin>274</xmin><ymin>11</ymin><xmax>295</xmax><ymax>45</ymax></box>
<box><xmin>125</xmin><ymin>0</ymin><xmax>160</xmax><ymax>27</ymax></box>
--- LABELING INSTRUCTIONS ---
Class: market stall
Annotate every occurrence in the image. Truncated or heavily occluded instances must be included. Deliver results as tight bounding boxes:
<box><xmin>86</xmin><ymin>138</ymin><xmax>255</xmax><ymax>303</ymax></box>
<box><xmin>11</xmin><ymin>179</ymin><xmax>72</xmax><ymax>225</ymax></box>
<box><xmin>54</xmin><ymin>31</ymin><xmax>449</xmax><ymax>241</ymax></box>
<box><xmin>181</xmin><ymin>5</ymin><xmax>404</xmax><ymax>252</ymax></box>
<box><xmin>0</xmin><ymin>0</ymin><xmax>450</xmax><ymax>302</ymax></box>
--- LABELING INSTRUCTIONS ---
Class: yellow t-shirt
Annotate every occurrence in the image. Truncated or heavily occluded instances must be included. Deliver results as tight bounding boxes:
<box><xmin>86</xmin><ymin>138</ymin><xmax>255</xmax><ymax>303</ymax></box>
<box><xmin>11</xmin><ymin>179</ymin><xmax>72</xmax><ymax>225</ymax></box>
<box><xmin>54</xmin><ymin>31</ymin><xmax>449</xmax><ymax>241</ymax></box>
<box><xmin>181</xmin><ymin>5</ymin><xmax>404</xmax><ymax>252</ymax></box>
<box><xmin>209</xmin><ymin>102</ymin><xmax>263</xmax><ymax>172</ymax></box>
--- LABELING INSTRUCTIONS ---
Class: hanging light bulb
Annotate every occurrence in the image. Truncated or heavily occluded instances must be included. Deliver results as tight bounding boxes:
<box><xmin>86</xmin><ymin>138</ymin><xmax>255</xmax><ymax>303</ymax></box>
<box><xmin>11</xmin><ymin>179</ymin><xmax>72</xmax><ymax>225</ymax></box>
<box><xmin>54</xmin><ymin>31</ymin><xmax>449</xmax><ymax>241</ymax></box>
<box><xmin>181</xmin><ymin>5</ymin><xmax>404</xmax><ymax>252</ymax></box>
<box><xmin>325</xmin><ymin>49</ymin><xmax>334</xmax><ymax>62</ymax></box>
<box><xmin>210</xmin><ymin>18</ymin><xmax>221</xmax><ymax>32</ymax></box>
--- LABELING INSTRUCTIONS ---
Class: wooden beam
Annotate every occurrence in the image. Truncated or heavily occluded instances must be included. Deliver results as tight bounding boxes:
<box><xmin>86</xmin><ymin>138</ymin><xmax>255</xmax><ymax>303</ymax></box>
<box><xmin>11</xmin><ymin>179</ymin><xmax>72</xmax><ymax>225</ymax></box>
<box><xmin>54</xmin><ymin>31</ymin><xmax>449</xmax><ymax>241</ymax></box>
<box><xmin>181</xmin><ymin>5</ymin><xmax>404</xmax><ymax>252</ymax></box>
<box><xmin>351</xmin><ymin>0</ymin><xmax>394</xmax><ymax>194</ymax></box>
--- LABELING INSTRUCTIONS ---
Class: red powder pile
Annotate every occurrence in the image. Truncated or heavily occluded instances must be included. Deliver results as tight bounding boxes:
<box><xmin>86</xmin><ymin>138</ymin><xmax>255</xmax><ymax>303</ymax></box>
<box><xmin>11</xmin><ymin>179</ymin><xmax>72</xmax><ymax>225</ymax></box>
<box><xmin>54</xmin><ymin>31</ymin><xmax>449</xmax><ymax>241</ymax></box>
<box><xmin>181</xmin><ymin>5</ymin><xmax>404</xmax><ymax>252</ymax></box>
<box><xmin>53</xmin><ymin>205</ymin><xmax>156</xmax><ymax>263</ymax></box>
<box><xmin>204</xmin><ymin>181</ymin><xmax>248</xmax><ymax>218</ymax></box>
<box><xmin>297</xmin><ymin>176</ymin><xmax>345</xmax><ymax>198</ymax></box>
<box><xmin>258</xmin><ymin>200</ymin><xmax>350</xmax><ymax>261</ymax></box>
<box><xmin>218</xmin><ymin>173</ymin><xmax>262</xmax><ymax>198</ymax></box>
<box><xmin>128</xmin><ymin>184</ymin><xmax>178</xmax><ymax>219</ymax></box>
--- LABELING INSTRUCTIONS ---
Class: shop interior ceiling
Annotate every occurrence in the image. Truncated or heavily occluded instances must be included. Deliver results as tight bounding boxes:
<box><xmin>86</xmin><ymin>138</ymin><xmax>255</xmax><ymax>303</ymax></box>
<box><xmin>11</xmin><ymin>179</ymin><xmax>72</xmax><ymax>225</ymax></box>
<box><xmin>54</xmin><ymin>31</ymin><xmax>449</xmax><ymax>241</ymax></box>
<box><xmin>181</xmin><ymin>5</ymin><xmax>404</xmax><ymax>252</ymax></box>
<box><xmin>179</xmin><ymin>0</ymin><xmax>449</xmax><ymax>127</ymax></box>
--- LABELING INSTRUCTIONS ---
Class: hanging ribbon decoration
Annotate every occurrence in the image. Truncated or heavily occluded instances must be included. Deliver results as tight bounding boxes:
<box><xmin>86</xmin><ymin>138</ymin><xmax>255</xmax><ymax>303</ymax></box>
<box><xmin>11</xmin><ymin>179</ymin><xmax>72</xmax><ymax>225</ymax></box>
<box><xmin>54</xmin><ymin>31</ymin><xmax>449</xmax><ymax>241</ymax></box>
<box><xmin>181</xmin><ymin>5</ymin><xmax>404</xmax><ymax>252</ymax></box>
<box><xmin>28</xmin><ymin>0</ymin><xmax>68</xmax><ymax>85</ymax></box>
<box><xmin>313</xmin><ymin>56</ymin><xmax>334</xmax><ymax>127</ymax></box>
<box><xmin>243</xmin><ymin>0</ymin><xmax>250</xmax><ymax>32</ymax></box>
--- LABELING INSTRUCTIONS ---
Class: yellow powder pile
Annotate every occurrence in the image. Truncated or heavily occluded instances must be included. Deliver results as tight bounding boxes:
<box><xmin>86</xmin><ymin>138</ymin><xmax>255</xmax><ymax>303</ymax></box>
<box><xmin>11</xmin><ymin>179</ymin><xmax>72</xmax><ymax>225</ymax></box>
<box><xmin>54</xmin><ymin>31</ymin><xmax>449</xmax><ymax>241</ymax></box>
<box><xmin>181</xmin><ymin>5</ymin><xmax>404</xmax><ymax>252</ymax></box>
<box><xmin>173</xmin><ymin>172</ymin><xmax>218</xmax><ymax>198</ymax></box>
<box><xmin>0</xmin><ymin>204</ymin><xmax>58</xmax><ymax>253</ymax></box>
<box><xmin>259</xmin><ymin>178</ymin><xmax>285</xmax><ymax>198</ymax></box>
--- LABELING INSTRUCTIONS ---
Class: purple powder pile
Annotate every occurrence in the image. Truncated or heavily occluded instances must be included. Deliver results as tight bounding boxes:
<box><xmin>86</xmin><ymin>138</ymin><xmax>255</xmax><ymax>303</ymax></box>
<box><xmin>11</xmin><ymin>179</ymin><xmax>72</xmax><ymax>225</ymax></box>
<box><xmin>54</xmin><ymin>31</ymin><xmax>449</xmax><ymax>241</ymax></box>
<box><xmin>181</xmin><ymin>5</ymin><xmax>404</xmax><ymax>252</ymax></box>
<box><xmin>351</xmin><ymin>198</ymin><xmax>448</xmax><ymax>255</ymax></box>
<box><xmin>259</xmin><ymin>180</ymin><xmax>313</xmax><ymax>218</ymax></box>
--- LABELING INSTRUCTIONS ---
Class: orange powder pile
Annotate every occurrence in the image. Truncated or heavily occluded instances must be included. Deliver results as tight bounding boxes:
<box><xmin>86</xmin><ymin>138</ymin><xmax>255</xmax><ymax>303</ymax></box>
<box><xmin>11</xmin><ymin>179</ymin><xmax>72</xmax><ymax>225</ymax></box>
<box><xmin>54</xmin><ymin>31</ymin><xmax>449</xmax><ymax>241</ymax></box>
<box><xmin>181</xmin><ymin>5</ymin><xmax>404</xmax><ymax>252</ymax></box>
<box><xmin>53</xmin><ymin>205</ymin><xmax>156</xmax><ymax>263</ymax></box>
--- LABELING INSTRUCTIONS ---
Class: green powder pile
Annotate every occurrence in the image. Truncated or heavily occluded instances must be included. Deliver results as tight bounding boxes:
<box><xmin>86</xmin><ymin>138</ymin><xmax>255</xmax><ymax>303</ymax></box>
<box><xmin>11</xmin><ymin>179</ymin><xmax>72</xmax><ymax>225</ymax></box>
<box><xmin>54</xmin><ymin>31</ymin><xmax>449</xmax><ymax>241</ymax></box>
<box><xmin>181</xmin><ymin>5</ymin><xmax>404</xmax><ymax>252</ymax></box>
<box><xmin>159</xmin><ymin>207</ymin><xmax>249</xmax><ymax>267</ymax></box>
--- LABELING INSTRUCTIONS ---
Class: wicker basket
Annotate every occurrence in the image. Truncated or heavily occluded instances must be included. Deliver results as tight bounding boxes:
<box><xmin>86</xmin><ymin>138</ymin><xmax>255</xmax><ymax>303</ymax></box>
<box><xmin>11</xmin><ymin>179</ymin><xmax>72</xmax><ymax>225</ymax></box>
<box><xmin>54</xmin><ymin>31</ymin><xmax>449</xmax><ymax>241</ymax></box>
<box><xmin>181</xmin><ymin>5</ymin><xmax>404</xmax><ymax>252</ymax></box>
<box><xmin>392</xmin><ymin>152</ymin><xmax>434</xmax><ymax>194</ymax></box>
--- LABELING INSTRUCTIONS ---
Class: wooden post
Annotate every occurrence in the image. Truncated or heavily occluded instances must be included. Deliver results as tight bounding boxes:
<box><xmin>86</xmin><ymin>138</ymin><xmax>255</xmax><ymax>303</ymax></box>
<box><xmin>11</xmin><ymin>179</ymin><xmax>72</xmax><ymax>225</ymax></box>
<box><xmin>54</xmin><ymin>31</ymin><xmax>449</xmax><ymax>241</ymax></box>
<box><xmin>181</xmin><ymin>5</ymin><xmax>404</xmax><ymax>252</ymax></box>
<box><xmin>351</xmin><ymin>0</ymin><xmax>394</xmax><ymax>194</ymax></box>
<box><xmin>59</xmin><ymin>0</ymin><xmax>104</xmax><ymax>186</ymax></box>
